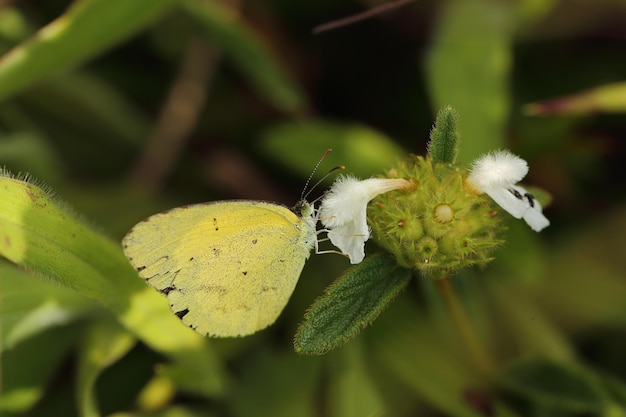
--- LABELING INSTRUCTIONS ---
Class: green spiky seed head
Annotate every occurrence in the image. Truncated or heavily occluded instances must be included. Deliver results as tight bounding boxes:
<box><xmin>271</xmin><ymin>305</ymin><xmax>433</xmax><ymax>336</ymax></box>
<box><xmin>367</xmin><ymin>155</ymin><xmax>505</xmax><ymax>278</ymax></box>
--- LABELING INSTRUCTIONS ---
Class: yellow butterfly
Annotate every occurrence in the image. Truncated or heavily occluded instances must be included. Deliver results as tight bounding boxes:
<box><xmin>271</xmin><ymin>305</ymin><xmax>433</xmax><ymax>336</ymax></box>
<box><xmin>122</xmin><ymin>199</ymin><xmax>317</xmax><ymax>337</ymax></box>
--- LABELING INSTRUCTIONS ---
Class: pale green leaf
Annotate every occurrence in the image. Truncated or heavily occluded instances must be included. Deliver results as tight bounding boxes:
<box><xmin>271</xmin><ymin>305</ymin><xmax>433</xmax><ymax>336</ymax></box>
<box><xmin>0</xmin><ymin>173</ymin><xmax>223</xmax><ymax>396</ymax></box>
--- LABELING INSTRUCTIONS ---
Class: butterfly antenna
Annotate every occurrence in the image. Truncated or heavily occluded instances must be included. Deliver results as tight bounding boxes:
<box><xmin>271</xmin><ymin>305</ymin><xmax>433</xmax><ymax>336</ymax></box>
<box><xmin>303</xmin><ymin>164</ymin><xmax>345</xmax><ymax>202</ymax></box>
<box><xmin>301</xmin><ymin>149</ymin><xmax>345</xmax><ymax>201</ymax></box>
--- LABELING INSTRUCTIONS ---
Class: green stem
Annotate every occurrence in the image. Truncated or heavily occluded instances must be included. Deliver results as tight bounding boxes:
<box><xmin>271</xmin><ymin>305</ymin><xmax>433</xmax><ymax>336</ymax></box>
<box><xmin>435</xmin><ymin>277</ymin><xmax>494</xmax><ymax>375</ymax></box>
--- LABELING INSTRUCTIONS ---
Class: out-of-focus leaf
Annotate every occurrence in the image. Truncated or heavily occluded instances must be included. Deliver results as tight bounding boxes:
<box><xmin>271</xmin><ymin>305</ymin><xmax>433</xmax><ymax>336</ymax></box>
<box><xmin>498</xmin><ymin>357</ymin><xmax>610</xmax><ymax>414</ymax></box>
<box><xmin>261</xmin><ymin>121</ymin><xmax>406</xmax><ymax>179</ymax></box>
<box><xmin>0</xmin><ymin>173</ymin><xmax>223</xmax><ymax>396</ymax></box>
<box><xmin>485</xmin><ymin>281</ymin><xmax>573</xmax><ymax>361</ymax></box>
<box><xmin>0</xmin><ymin>130</ymin><xmax>64</xmax><ymax>184</ymax></box>
<box><xmin>524</xmin><ymin>82</ymin><xmax>626</xmax><ymax>115</ymax></box>
<box><xmin>109</xmin><ymin>405</ymin><xmax>217</xmax><ymax>417</ymax></box>
<box><xmin>136</xmin><ymin>374</ymin><xmax>177</xmax><ymax>412</ymax></box>
<box><xmin>23</xmin><ymin>73</ymin><xmax>150</xmax><ymax>146</ymax></box>
<box><xmin>181</xmin><ymin>0</ymin><xmax>307</xmax><ymax>115</ymax></box>
<box><xmin>229</xmin><ymin>350</ymin><xmax>322</xmax><ymax>417</ymax></box>
<box><xmin>600</xmin><ymin>372</ymin><xmax>626</xmax><ymax>414</ymax></box>
<box><xmin>0</xmin><ymin>0</ymin><xmax>176</xmax><ymax>102</ymax></box>
<box><xmin>530</xmin><ymin>208</ymin><xmax>626</xmax><ymax>330</ymax></box>
<box><xmin>426</xmin><ymin>0</ymin><xmax>513</xmax><ymax>162</ymax></box>
<box><xmin>326</xmin><ymin>340</ymin><xmax>384</xmax><ymax>417</ymax></box>
<box><xmin>77</xmin><ymin>317</ymin><xmax>136</xmax><ymax>417</ymax></box>
<box><xmin>0</xmin><ymin>7</ymin><xmax>33</xmax><ymax>50</ymax></box>
<box><xmin>295</xmin><ymin>254</ymin><xmax>411</xmax><ymax>355</ymax></box>
<box><xmin>0</xmin><ymin>323</ymin><xmax>81</xmax><ymax>414</ymax></box>
<box><xmin>368</xmin><ymin>297</ymin><xmax>486</xmax><ymax>417</ymax></box>
<box><xmin>516</xmin><ymin>0</ymin><xmax>559</xmax><ymax>28</ymax></box>
<box><xmin>0</xmin><ymin>261</ymin><xmax>98</xmax><ymax>349</ymax></box>
<box><xmin>488</xmin><ymin>219</ymin><xmax>549</xmax><ymax>285</ymax></box>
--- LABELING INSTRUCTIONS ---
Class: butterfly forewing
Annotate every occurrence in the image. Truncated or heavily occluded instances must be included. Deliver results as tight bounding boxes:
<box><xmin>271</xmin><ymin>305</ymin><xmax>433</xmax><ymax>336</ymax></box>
<box><xmin>122</xmin><ymin>201</ymin><xmax>315</xmax><ymax>337</ymax></box>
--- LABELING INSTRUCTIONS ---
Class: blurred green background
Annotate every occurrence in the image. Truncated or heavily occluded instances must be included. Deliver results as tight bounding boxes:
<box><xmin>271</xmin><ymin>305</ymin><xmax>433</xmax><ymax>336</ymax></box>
<box><xmin>2</xmin><ymin>0</ymin><xmax>626</xmax><ymax>416</ymax></box>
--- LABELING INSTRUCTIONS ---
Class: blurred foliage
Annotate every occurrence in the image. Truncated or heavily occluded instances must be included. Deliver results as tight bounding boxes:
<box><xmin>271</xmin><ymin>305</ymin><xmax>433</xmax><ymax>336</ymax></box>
<box><xmin>1</xmin><ymin>0</ymin><xmax>626</xmax><ymax>416</ymax></box>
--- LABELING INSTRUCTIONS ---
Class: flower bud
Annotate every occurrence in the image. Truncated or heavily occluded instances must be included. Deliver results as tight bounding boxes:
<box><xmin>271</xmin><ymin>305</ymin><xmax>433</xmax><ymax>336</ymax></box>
<box><xmin>367</xmin><ymin>155</ymin><xmax>504</xmax><ymax>277</ymax></box>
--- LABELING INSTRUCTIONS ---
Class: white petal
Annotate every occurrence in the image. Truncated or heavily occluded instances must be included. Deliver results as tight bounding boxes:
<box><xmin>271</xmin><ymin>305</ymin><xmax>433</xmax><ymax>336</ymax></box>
<box><xmin>487</xmin><ymin>184</ymin><xmax>550</xmax><ymax>232</ymax></box>
<box><xmin>320</xmin><ymin>175</ymin><xmax>409</xmax><ymax>228</ymax></box>
<box><xmin>328</xmin><ymin>221</ymin><xmax>369</xmax><ymax>264</ymax></box>
<box><xmin>485</xmin><ymin>186</ymin><xmax>528</xmax><ymax>219</ymax></box>
<box><xmin>320</xmin><ymin>175</ymin><xmax>409</xmax><ymax>263</ymax></box>
<box><xmin>467</xmin><ymin>150</ymin><xmax>529</xmax><ymax>193</ymax></box>
<box><xmin>521</xmin><ymin>196</ymin><xmax>550</xmax><ymax>232</ymax></box>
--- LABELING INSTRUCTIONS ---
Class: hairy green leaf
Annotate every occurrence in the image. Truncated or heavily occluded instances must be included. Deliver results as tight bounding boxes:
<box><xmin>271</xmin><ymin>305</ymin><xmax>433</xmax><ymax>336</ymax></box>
<box><xmin>295</xmin><ymin>253</ymin><xmax>411</xmax><ymax>355</ymax></box>
<box><xmin>429</xmin><ymin>105</ymin><xmax>460</xmax><ymax>164</ymax></box>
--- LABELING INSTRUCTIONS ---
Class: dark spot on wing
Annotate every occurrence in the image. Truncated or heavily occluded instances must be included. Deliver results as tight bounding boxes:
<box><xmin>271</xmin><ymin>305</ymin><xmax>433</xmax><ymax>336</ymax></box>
<box><xmin>160</xmin><ymin>286</ymin><xmax>175</xmax><ymax>295</ymax></box>
<box><xmin>175</xmin><ymin>308</ymin><xmax>190</xmax><ymax>319</ymax></box>
<box><xmin>189</xmin><ymin>256</ymin><xmax>194</xmax><ymax>261</ymax></box>
<box><xmin>213</xmin><ymin>248</ymin><xmax>220</xmax><ymax>256</ymax></box>
<box><xmin>524</xmin><ymin>192</ymin><xmax>536</xmax><ymax>208</ymax></box>
<box><xmin>252</xmin><ymin>239</ymin><xmax>258</xmax><ymax>244</ymax></box>
<box><xmin>261</xmin><ymin>286</ymin><xmax>278</xmax><ymax>293</ymax></box>
<box><xmin>242</xmin><ymin>271</ymin><xmax>248</xmax><ymax>276</ymax></box>
<box><xmin>137</xmin><ymin>265</ymin><xmax>146</xmax><ymax>272</ymax></box>
<box><xmin>213</xmin><ymin>217</ymin><xmax>219</xmax><ymax>231</ymax></box>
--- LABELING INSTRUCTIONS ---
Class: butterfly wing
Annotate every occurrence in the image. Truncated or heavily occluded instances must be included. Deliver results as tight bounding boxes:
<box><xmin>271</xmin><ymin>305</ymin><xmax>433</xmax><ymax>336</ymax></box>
<box><xmin>122</xmin><ymin>201</ymin><xmax>315</xmax><ymax>337</ymax></box>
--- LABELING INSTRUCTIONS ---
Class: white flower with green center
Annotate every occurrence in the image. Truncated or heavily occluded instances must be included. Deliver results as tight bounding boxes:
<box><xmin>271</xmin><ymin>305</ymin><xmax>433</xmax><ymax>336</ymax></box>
<box><xmin>466</xmin><ymin>150</ymin><xmax>550</xmax><ymax>232</ymax></box>
<box><xmin>320</xmin><ymin>175</ymin><xmax>411</xmax><ymax>264</ymax></box>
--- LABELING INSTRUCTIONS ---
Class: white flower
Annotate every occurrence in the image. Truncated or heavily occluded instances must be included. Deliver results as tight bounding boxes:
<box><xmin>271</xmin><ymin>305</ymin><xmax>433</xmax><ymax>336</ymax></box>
<box><xmin>320</xmin><ymin>175</ymin><xmax>410</xmax><ymax>264</ymax></box>
<box><xmin>466</xmin><ymin>150</ymin><xmax>550</xmax><ymax>232</ymax></box>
